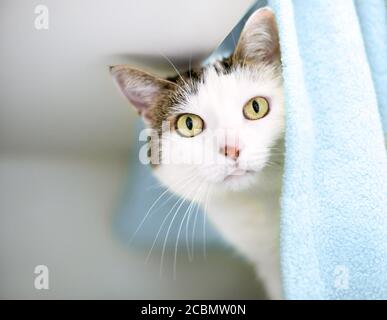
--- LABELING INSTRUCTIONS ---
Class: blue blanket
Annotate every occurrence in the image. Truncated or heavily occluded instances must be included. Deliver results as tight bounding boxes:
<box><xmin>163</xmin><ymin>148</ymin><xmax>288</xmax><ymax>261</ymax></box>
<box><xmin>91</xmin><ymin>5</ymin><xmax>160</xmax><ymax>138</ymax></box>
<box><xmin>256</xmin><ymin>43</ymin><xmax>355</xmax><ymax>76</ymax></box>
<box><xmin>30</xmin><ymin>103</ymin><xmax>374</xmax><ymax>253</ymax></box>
<box><xmin>208</xmin><ymin>0</ymin><xmax>387</xmax><ymax>299</ymax></box>
<box><xmin>269</xmin><ymin>0</ymin><xmax>387</xmax><ymax>299</ymax></box>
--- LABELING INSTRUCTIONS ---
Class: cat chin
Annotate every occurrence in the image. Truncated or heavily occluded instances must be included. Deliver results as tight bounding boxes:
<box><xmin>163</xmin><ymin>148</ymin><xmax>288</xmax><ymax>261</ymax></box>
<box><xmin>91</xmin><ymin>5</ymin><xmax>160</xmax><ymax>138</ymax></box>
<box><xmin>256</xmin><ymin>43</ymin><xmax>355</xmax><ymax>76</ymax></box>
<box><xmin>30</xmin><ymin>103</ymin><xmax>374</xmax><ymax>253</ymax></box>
<box><xmin>217</xmin><ymin>171</ymin><xmax>259</xmax><ymax>192</ymax></box>
<box><xmin>153</xmin><ymin>164</ymin><xmax>259</xmax><ymax>200</ymax></box>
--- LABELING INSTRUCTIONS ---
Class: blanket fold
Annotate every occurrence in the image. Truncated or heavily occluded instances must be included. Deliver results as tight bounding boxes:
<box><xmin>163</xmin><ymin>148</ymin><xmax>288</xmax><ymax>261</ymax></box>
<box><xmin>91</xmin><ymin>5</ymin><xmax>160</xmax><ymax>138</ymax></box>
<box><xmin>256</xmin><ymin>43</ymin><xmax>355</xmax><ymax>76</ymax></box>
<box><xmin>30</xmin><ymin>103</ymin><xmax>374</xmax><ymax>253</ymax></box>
<box><xmin>269</xmin><ymin>0</ymin><xmax>387</xmax><ymax>299</ymax></box>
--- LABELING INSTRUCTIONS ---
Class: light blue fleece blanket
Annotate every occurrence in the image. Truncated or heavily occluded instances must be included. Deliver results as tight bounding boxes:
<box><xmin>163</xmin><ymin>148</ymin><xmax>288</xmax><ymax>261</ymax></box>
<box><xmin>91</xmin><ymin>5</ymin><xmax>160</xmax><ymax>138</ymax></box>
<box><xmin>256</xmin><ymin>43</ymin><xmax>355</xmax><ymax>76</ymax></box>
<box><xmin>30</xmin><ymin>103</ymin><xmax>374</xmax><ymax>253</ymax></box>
<box><xmin>268</xmin><ymin>0</ymin><xmax>387</xmax><ymax>299</ymax></box>
<box><xmin>208</xmin><ymin>0</ymin><xmax>387</xmax><ymax>299</ymax></box>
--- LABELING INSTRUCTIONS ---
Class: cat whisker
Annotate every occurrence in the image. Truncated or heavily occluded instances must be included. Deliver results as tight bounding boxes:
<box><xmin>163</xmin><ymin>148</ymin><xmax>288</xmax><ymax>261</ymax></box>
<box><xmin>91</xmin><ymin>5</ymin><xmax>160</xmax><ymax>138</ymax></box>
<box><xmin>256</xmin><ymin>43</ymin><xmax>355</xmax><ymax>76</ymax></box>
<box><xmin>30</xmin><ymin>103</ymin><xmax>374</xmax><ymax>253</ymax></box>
<box><xmin>145</xmin><ymin>194</ymin><xmax>184</xmax><ymax>264</ymax></box>
<box><xmin>146</xmin><ymin>174</ymin><xmax>198</xmax><ymax>265</ymax></box>
<box><xmin>202</xmin><ymin>184</ymin><xmax>213</xmax><ymax>260</ymax></box>
<box><xmin>173</xmin><ymin>181</ymin><xmax>205</xmax><ymax>279</ymax></box>
<box><xmin>158</xmin><ymin>50</ymin><xmax>190</xmax><ymax>89</ymax></box>
<box><xmin>159</xmin><ymin>180</ymin><xmax>200</xmax><ymax>277</ymax></box>
<box><xmin>190</xmin><ymin>191</ymin><xmax>203</xmax><ymax>262</ymax></box>
<box><xmin>184</xmin><ymin>185</ymin><xmax>200</xmax><ymax>261</ymax></box>
<box><xmin>184</xmin><ymin>201</ymin><xmax>194</xmax><ymax>261</ymax></box>
<box><xmin>130</xmin><ymin>170</ymin><xmax>197</xmax><ymax>245</ymax></box>
<box><xmin>188</xmin><ymin>53</ymin><xmax>194</xmax><ymax>88</ymax></box>
<box><xmin>129</xmin><ymin>187</ymin><xmax>171</xmax><ymax>245</ymax></box>
<box><xmin>186</xmin><ymin>181</ymin><xmax>207</xmax><ymax>261</ymax></box>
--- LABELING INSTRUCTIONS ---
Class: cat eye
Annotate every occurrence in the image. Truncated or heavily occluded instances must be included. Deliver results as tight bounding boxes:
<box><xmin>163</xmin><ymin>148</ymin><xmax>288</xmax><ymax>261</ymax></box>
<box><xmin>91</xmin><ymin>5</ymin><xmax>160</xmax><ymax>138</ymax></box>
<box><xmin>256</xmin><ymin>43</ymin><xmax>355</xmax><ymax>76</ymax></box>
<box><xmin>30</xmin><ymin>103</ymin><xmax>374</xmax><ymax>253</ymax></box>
<box><xmin>243</xmin><ymin>97</ymin><xmax>270</xmax><ymax>120</ymax></box>
<box><xmin>175</xmin><ymin>113</ymin><xmax>204</xmax><ymax>138</ymax></box>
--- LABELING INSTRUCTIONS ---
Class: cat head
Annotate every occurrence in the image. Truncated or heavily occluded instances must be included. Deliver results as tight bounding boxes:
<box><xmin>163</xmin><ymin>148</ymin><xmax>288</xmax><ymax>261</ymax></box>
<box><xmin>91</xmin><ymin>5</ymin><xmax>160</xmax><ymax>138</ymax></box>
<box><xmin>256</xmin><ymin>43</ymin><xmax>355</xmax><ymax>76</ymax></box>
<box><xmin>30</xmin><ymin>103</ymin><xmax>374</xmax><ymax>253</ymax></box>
<box><xmin>110</xmin><ymin>8</ymin><xmax>284</xmax><ymax>196</ymax></box>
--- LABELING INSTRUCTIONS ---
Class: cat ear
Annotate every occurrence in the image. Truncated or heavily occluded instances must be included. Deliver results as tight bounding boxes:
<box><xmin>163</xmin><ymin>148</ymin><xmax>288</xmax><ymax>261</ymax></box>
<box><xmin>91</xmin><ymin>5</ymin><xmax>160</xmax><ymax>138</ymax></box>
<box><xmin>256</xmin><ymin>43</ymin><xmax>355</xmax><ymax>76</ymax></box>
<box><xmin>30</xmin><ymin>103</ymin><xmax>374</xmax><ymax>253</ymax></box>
<box><xmin>233</xmin><ymin>7</ymin><xmax>280</xmax><ymax>65</ymax></box>
<box><xmin>110</xmin><ymin>65</ymin><xmax>177</xmax><ymax>123</ymax></box>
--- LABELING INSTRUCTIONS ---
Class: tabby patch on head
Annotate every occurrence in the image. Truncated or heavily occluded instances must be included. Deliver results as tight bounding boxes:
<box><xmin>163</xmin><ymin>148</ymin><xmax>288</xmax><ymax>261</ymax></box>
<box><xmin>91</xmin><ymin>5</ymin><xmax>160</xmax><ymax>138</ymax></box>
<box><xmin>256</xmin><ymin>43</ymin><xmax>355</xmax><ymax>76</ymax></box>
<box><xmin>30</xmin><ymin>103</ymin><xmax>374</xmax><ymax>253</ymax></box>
<box><xmin>110</xmin><ymin>7</ymin><xmax>284</xmax><ymax>193</ymax></box>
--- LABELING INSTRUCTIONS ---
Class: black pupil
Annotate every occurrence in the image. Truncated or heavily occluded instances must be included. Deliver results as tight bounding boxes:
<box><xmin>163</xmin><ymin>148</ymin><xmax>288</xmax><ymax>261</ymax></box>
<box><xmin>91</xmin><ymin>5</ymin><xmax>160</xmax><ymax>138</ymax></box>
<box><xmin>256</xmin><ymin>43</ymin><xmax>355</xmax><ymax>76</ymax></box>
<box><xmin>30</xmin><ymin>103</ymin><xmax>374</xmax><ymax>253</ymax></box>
<box><xmin>186</xmin><ymin>117</ymin><xmax>193</xmax><ymax>130</ymax></box>
<box><xmin>252</xmin><ymin>100</ymin><xmax>260</xmax><ymax>113</ymax></box>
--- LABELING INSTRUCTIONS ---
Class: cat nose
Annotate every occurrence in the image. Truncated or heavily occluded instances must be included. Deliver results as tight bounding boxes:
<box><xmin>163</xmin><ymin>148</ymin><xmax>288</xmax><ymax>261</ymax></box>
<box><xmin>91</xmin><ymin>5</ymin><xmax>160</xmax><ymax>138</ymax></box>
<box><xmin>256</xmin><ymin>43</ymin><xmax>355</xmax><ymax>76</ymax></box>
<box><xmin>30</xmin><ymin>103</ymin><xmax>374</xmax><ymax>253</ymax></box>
<box><xmin>220</xmin><ymin>145</ymin><xmax>240</xmax><ymax>161</ymax></box>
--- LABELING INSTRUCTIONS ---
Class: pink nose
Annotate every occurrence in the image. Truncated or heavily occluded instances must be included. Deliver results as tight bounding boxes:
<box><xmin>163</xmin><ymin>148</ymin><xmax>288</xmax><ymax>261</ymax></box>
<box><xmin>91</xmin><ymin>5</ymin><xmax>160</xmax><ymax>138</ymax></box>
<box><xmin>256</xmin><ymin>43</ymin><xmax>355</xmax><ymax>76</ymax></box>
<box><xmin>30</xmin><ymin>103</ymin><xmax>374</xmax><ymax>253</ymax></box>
<box><xmin>220</xmin><ymin>145</ymin><xmax>240</xmax><ymax>161</ymax></box>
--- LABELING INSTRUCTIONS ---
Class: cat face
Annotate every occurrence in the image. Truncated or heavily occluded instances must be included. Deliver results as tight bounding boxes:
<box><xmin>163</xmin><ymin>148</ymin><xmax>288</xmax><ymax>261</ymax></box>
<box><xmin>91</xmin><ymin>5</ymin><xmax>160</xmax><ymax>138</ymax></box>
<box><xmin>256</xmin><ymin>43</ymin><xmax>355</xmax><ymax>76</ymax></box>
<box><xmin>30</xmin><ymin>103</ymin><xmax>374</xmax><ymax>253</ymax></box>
<box><xmin>111</xmin><ymin>8</ymin><xmax>284</xmax><ymax>196</ymax></box>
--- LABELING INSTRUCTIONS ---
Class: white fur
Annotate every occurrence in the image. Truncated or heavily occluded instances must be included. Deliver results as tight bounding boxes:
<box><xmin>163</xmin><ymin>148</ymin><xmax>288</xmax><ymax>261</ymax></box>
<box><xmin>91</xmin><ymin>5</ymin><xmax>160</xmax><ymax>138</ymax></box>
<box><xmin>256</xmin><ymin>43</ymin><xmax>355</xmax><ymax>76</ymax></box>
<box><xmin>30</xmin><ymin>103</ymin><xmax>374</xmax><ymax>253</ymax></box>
<box><xmin>154</xmin><ymin>65</ymin><xmax>285</xmax><ymax>299</ymax></box>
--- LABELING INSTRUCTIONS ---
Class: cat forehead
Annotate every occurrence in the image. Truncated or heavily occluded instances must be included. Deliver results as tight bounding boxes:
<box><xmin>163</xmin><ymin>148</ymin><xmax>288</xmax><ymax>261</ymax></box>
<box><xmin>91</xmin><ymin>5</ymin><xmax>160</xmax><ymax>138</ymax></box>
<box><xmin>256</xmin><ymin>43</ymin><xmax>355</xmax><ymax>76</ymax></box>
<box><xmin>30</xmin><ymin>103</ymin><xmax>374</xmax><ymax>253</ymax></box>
<box><xmin>177</xmin><ymin>64</ymin><xmax>281</xmax><ymax>114</ymax></box>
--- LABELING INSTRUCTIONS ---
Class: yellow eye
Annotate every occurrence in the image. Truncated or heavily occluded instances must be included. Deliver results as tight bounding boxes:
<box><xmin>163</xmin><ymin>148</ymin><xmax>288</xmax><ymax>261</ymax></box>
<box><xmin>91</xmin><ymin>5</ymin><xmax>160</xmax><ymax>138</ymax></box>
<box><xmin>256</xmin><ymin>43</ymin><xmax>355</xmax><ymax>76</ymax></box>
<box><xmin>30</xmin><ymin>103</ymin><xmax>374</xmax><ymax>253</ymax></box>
<box><xmin>175</xmin><ymin>113</ymin><xmax>204</xmax><ymax>137</ymax></box>
<box><xmin>243</xmin><ymin>97</ymin><xmax>270</xmax><ymax>120</ymax></box>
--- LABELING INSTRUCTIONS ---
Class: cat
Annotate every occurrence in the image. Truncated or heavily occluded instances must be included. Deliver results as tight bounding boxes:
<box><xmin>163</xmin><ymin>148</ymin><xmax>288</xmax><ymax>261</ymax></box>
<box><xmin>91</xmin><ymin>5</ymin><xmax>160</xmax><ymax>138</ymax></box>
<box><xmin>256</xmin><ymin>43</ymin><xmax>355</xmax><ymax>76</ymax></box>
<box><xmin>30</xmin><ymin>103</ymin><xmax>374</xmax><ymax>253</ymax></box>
<box><xmin>110</xmin><ymin>7</ymin><xmax>284</xmax><ymax>299</ymax></box>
